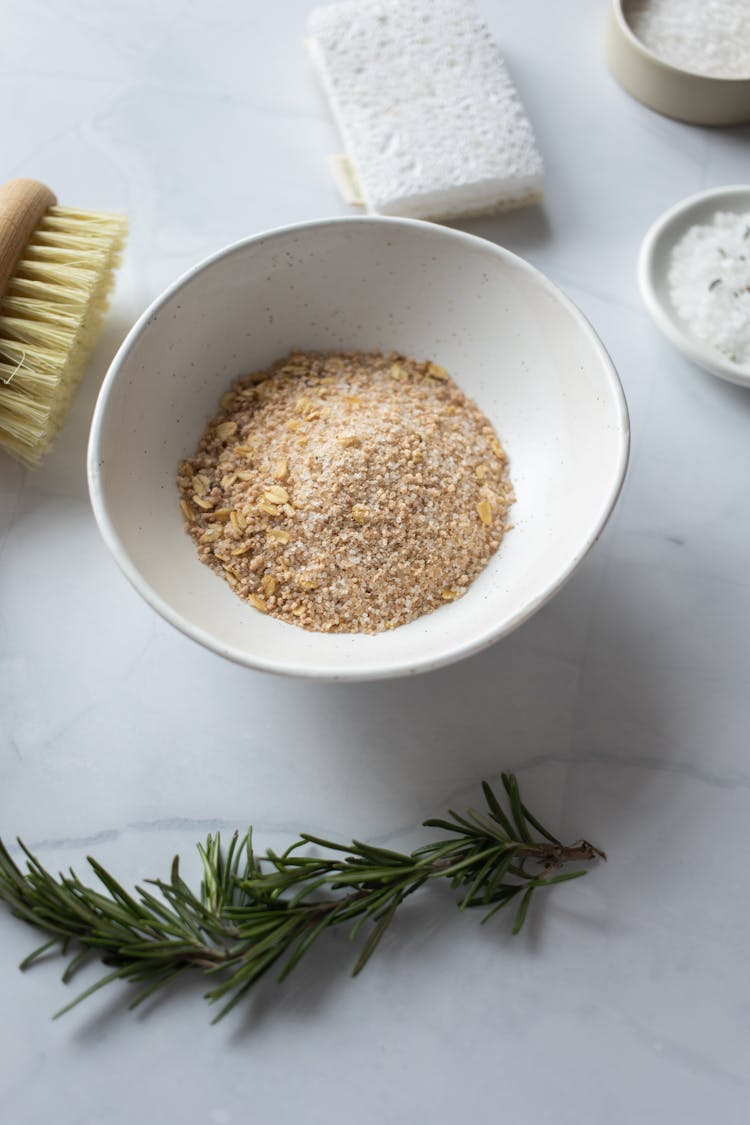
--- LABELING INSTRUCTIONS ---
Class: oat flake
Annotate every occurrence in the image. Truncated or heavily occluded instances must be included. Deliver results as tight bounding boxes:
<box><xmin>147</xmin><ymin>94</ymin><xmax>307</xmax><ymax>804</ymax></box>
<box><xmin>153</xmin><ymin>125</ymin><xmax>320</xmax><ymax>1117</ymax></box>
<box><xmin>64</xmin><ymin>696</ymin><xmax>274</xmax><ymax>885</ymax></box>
<box><xmin>177</xmin><ymin>351</ymin><xmax>514</xmax><ymax>634</ymax></box>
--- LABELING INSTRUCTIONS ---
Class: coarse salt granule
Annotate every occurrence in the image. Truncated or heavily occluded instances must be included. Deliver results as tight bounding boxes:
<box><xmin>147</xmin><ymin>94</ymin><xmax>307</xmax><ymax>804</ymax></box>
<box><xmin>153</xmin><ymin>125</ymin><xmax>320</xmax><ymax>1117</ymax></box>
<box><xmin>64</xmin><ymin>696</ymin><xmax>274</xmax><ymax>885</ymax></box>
<box><xmin>668</xmin><ymin>211</ymin><xmax>750</xmax><ymax>366</ymax></box>
<box><xmin>625</xmin><ymin>0</ymin><xmax>750</xmax><ymax>79</ymax></box>
<box><xmin>307</xmin><ymin>0</ymin><xmax>544</xmax><ymax>220</ymax></box>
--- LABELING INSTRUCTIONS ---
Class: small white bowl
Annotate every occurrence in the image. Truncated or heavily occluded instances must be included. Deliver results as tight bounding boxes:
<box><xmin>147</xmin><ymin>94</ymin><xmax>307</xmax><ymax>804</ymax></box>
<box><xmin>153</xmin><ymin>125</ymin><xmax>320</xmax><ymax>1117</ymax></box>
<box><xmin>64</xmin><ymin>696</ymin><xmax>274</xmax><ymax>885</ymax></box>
<box><xmin>88</xmin><ymin>217</ymin><xmax>629</xmax><ymax>681</ymax></box>
<box><xmin>638</xmin><ymin>185</ymin><xmax>750</xmax><ymax>388</ymax></box>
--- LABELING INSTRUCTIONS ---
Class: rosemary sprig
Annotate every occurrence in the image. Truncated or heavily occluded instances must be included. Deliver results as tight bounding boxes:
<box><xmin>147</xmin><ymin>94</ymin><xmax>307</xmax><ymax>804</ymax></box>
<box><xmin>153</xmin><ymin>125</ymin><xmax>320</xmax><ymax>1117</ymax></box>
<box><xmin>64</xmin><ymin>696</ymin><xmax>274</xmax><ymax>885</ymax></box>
<box><xmin>0</xmin><ymin>774</ymin><xmax>604</xmax><ymax>1022</ymax></box>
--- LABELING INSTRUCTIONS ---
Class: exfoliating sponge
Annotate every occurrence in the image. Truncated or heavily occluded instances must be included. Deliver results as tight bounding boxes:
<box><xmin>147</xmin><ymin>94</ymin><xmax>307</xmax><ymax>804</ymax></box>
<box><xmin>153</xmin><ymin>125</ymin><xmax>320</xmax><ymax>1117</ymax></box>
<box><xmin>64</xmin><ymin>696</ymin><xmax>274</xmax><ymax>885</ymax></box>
<box><xmin>308</xmin><ymin>0</ymin><xmax>544</xmax><ymax>221</ymax></box>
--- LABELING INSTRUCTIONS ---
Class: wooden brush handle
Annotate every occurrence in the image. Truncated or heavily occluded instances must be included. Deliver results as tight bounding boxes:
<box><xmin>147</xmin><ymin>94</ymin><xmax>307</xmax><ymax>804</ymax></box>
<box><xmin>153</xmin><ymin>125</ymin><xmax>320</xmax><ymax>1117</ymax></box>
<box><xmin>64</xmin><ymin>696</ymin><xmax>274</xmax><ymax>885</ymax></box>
<box><xmin>0</xmin><ymin>178</ymin><xmax>57</xmax><ymax>300</ymax></box>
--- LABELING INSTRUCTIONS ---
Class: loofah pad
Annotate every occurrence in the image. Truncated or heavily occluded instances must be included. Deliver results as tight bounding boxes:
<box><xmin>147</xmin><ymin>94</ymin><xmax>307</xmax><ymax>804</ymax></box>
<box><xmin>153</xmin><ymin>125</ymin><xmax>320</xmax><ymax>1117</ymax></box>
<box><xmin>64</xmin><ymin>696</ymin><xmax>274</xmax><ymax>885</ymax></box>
<box><xmin>308</xmin><ymin>0</ymin><xmax>545</xmax><ymax>222</ymax></box>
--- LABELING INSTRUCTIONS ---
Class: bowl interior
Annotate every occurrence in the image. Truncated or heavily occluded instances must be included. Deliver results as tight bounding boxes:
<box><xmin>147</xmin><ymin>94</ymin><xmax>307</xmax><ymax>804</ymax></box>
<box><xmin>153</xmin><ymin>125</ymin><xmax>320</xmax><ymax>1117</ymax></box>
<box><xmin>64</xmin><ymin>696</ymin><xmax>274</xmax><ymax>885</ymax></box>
<box><xmin>89</xmin><ymin>218</ymin><xmax>628</xmax><ymax>679</ymax></box>
<box><xmin>638</xmin><ymin>186</ymin><xmax>750</xmax><ymax>387</ymax></box>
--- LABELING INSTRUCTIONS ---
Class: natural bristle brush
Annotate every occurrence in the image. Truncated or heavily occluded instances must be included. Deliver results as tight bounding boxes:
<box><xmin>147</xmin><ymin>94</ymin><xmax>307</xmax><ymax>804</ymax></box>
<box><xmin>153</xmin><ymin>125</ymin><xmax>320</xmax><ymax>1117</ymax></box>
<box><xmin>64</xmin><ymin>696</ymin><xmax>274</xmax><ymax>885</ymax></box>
<box><xmin>0</xmin><ymin>178</ymin><xmax>127</xmax><ymax>467</ymax></box>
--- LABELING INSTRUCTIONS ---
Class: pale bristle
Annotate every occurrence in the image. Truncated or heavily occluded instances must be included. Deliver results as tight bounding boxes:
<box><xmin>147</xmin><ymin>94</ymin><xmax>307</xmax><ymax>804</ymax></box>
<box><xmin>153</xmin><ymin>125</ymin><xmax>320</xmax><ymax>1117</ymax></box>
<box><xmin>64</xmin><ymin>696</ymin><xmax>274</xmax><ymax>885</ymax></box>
<box><xmin>0</xmin><ymin>204</ymin><xmax>127</xmax><ymax>467</ymax></box>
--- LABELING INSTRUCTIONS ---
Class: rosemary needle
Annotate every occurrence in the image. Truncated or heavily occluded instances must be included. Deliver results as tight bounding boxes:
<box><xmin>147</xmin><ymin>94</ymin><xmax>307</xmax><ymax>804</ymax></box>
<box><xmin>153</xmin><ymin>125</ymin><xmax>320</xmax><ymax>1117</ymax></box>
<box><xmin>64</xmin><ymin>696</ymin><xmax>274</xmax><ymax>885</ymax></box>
<box><xmin>0</xmin><ymin>773</ymin><xmax>604</xmax><ymax>1023</ymax></box>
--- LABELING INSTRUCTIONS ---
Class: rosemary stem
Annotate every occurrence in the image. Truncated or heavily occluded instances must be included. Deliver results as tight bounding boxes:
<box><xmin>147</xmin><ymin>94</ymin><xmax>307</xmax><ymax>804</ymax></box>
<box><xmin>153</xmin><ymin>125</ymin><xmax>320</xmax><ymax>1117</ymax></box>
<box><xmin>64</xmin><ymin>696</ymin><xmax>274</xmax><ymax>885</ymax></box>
<box><xmin>0</xmin><ymin>774</ymin><xmax>604</xmax><ymax>1022</ymax></box>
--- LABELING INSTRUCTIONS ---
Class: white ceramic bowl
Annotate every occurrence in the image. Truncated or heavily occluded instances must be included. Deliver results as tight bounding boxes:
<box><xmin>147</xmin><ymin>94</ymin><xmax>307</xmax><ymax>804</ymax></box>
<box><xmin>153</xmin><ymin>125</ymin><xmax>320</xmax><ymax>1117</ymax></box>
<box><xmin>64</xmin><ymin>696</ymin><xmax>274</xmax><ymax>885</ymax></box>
<box><xmin>638</xmin><ymin>185</ymin><xmax>750</xmax><ymax>388</ymax></box>
<box><xmin>88</xmin><ymin>217</ymin><xmax>629</xmax><ymax>681</ymax></box>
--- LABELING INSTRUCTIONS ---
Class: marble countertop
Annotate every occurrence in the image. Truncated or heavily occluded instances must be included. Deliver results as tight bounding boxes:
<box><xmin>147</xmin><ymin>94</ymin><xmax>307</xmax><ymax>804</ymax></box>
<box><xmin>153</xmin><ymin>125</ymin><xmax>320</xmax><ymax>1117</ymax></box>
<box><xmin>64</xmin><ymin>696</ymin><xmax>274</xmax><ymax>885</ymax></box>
<box><xmin>2</xmin><ymin>1</ymin><xmax>750</xmax><ymax>1122</ymax></box>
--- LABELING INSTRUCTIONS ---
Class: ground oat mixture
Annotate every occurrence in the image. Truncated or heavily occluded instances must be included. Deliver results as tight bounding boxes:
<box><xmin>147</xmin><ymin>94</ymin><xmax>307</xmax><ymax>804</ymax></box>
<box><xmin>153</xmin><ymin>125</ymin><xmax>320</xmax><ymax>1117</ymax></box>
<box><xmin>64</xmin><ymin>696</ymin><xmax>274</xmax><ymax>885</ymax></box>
<box><xmin>177</xmin><ymin>351</ymin><xmax>514</xmax><ymax>633</ymax></box>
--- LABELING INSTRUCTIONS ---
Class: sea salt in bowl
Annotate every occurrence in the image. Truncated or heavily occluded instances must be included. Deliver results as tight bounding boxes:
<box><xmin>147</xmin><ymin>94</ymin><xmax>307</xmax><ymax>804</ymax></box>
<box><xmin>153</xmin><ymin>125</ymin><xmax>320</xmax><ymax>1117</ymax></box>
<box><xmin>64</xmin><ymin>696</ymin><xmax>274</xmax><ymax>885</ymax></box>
<box><xmin>638</xmin><ymin>185</ymin><xmax>750</xmax><ymax>387</ymax></box>
<box><xmin>605</xmin><ymin>0</ymin><xmax>750</xmax><ymax>125</ymax></box>
<box><xmin>88</xmin><ymin>217</ymin><xmax>629</xmax><ymax>680</ymax></box>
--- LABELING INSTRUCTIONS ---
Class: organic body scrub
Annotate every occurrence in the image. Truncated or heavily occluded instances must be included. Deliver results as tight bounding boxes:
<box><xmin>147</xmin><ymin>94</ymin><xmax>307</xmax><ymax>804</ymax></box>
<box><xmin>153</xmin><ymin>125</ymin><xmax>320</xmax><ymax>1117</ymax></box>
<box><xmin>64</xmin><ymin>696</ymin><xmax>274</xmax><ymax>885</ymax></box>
<box><xmin>177</xmin><ymin>351</ymin><xmax>514</xmax><ymax>633</ymax></box>
<box><xmin>668</xmin><ymin>211</ymin><xmax>750</xmax><ymax>367</ymax></box>
<box><xmin>625</xmin><ymin>0</ymin><xmax>750</xmax><ymax>79</ymax></box>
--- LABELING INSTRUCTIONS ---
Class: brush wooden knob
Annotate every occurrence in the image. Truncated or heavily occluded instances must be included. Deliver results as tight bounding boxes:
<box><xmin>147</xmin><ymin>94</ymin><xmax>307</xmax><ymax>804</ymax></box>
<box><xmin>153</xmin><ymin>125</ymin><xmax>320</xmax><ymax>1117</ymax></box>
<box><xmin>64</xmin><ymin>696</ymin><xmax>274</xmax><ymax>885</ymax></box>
<box><xmin>0</xmin><ymin>178</ymin><xmax>57</xmax><ymax>300</ymax></box>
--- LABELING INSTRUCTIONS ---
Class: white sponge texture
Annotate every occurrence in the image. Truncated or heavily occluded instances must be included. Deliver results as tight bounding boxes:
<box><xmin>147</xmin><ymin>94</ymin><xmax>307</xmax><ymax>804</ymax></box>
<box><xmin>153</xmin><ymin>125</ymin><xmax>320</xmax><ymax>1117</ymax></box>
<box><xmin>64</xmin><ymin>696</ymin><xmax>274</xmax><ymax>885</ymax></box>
<box><xmin>308</xmin><ymin>0</ymin><xmax>545</xmax><ymax>220</ymax></box>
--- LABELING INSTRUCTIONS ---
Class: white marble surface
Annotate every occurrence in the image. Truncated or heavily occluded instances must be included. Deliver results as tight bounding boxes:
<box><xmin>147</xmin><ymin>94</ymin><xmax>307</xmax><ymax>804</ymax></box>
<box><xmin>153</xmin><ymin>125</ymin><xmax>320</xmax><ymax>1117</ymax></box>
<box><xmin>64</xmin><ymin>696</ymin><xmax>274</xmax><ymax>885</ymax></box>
<box><xmin>2</xmin><ymin>1</ymin><xmax>750</xmax><ymax>1122</ymax></box>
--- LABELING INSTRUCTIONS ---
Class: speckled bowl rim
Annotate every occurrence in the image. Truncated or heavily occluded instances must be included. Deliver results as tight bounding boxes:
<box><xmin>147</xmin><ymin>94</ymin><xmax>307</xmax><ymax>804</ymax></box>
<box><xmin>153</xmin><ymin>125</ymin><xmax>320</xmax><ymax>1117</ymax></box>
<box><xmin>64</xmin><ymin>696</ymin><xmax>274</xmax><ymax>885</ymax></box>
<box><xmin>638</xmin><ymin>185</ymin><xmax>750</xmax><ymax>388</ymax></box>
<box><xmin>88</xmin><ymin>216</ymin><xmax>630</xmax><ymax>681</ymax></box>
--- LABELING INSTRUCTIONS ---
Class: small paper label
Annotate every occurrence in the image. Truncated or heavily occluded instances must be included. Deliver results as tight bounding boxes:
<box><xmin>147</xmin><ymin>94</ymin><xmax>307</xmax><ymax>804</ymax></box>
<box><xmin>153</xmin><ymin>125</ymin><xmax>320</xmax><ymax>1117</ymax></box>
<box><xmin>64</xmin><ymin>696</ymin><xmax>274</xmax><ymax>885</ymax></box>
<box><xmin>329</xmin><ymin>154</ymin><xmax>365</xmax><ymax>208</ymax></box>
